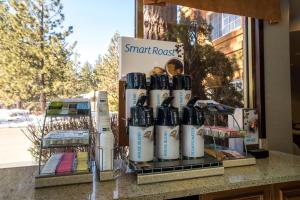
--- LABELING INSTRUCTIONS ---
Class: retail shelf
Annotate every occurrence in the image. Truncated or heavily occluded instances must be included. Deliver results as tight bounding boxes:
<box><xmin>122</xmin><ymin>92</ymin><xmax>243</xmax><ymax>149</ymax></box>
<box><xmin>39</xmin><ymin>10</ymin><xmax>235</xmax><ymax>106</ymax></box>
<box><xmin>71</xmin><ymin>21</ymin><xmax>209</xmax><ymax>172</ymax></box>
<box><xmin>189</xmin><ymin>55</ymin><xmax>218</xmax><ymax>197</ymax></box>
<box><xmin>36</xmin><ymin>98</ymin><xmax>93</xmax><ymax>188</ymax></box>
<box><xmin>41</xmin><ymin>143</ymin><xmax>90</xmax><ymax>149</ymax></box>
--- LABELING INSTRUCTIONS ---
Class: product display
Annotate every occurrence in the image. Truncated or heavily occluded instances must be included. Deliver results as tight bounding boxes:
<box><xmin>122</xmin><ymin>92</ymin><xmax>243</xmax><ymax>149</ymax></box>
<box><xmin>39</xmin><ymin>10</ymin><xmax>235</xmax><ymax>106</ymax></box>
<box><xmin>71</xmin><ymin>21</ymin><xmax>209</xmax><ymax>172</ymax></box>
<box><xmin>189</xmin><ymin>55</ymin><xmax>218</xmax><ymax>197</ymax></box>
<box><xmin>40</xmin><ymin>152</ymin><xmax>89</xmax><ymax>176</ymax></box>
<box><xmin>195</xmin><ymin>100</ymin><xmax>235</xmax><ymax>115</ymax></box>
<box><xmin>204</xmin><ymin>126</ymin><xmax>245</xmax><ymax>154</ymax></box>
<box><xmin>204</xmin><ymin>126</ymin><xmax>241</xmax><ymax>138</ymax></box>
<box><xmin>156</xmin><ymin>97</ymin><xmax>180</xmax><ymax>160</ymax></box>
<box><xmin>56</xmin><ymin>152</ymin><xmax>75</xmax><ymax>175</ymax></box>
<box><xmin>129</xmin><ymin>95</ymin><xmax>154</xmax><ymax>162</ymax></box>
<box><xmin>182</xmin><ymin>97</ymin><xmax>205</xmax><ymax>158</ymax></box>
<box><xmin>95</xmin><ymin>91</ymin><xmax>115</xmax><ymax>172</ymax></box>
<box><xmin>228</xmin><ymin>108</ymin><xmax>259</xmax><ymax>146</ymax></box>
<box><xmin>99</xmin><ymin>131</ymin><xmax>114</xmax><ymax>170</ymax></box>
<box><xmin>204</xmin><ymin>148</ymin><xmax>225</xmax><ymax>161</ymax></box>
<box><xmin>47</xmin><ymin>99</ymin><xmax>90</xmax><ymax>116</ymax></box>
<box><xmin>149</xmin><ymin>74</ymin><xmax>170</xmax><ymax>118</ymax></box>
<box><xmin>41</xmin><ymin>153</ymin><xmax>63</xmax><ymax>175</ymax></box>
<box><xmin>76</xmin><ymin>152</ymin><xmax>89</xmax><ymax>172</ymax></box>
<box><xmin>43</xmin><ymin>130</ymin><xmax>89</xmax><ymax>147</ymax></box>
<box><xmin>125</xmin><ymin>72</ymin><xmax>147</xmax><ymax>123</ymax></box>
<box><xmin>36</xmin><ymin>98</ymin><xmax>93</xmax><ymax>188</ymax></box>
<box><xmin>172</xmin><ymin>75</ymin><xmax>192</xmax><ymax>118</ymax></box>
<box><xmin>221</xmin><ymin>150</ymin><xmax>245</xmax><ymax>159</ymax></box>
<box><xmin>76</xmin><ymin>161</ymin><xmax>88</xmax><ymax>172</ymax></box>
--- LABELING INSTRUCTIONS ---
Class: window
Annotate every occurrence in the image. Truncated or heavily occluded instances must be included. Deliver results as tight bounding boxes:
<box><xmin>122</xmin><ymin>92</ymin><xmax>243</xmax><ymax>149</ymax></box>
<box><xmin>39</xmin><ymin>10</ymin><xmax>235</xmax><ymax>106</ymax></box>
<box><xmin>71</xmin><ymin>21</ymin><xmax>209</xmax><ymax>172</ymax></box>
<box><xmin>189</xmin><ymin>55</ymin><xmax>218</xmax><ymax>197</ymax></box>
<box><xmin>209</xmin><ymin>13</ymin><xmax>222</xmax><ymax>40</ymax></box>
<box><xmin>209</xmin><ymin>13</ymin><xmax>241</xmax><ymax>40</ymax></box>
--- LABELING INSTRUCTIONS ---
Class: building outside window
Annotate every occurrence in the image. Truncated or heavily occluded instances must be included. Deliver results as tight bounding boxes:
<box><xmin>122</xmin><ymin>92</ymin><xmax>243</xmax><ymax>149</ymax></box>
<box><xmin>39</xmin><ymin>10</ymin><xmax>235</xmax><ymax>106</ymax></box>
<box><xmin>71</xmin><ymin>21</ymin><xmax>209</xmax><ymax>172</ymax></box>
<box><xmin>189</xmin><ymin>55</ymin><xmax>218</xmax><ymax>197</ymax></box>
<box><xmin>209</xmin><ymin>13</ymin><xmax>241</xmax><ymax>40</ymax></box>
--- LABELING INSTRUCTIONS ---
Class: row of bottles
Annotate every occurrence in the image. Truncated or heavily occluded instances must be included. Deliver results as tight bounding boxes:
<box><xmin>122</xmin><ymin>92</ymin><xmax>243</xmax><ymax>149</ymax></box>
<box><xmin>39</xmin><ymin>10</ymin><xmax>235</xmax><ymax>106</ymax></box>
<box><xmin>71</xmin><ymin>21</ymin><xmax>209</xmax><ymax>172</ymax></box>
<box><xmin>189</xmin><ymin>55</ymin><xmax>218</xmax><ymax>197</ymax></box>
<box><xmin>125</xmin><ymin>72</ymin><xmax>192</xmax><ymax>121</ymax></box>
<box><xmin>128</xmin><ymin>95</ymin><xmax>205</xmax><ymax>163</ymax></box>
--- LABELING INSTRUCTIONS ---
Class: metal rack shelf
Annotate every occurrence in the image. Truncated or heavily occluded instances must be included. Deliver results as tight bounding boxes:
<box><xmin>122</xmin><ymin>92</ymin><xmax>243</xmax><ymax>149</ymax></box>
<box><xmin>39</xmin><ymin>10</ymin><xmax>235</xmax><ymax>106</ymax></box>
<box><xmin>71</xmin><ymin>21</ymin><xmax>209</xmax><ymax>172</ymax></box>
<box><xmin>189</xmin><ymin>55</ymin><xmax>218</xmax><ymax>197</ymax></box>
<box><xmin>130</xmin><ymin>154</ymin><xmax>222</xmax><ymax>175</ymax></box>
<box><xmin>36</xmin><ymin>99</ymin><xmax>93</xmax><ymax>188</ymax></box>
<box><xmin>203</xmin><ymin>108</ymin><xmax>256</xmax><ymax>168</ymax></box>
<box><xmin>45</xmin><ymin>113</ymin><xmax>90</xmax><ymax>117</ymax></box>
<box><xmin>42</xmin><ymin>143</ymin><xmax>90</xmax><ymax>149</ymax></box>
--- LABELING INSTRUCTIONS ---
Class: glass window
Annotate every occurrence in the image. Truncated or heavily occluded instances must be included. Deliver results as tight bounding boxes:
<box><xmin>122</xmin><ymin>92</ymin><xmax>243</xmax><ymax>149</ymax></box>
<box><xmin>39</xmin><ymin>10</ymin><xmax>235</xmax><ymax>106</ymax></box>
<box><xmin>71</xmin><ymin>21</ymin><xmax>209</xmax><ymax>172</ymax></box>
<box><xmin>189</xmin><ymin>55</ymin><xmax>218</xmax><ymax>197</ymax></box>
<box><xmin>222</xmin><ymin>14</ymin><xmax>241</xmax><ymax>36</ymax></box>
<box><xmin>209</xmin><ymin>13</ymin><xmax>222</xmax><ymax>40</ymax></box>
<box><xmin>208</xmin><ymin>13</ymin><xmax>241</xmax><ymax>40</ymax></box>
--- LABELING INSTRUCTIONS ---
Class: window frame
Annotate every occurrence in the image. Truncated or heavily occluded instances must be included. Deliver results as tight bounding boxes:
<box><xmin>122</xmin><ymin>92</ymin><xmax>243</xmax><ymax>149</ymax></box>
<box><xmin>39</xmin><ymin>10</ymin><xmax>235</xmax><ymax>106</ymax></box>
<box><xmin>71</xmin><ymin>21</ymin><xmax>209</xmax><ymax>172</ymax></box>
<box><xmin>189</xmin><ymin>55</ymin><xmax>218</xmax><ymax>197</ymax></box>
<box><xmin>208</xmin><ymin>12</ymin><xmax>242</xmax><ymax>41</ymax></box>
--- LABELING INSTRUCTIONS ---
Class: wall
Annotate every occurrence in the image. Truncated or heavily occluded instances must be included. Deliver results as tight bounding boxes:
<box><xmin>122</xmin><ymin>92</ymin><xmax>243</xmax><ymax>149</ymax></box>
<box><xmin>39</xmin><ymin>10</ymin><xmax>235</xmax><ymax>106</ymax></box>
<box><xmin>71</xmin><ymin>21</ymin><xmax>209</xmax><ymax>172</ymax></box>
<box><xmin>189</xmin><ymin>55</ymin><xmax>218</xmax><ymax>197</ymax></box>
<box><xmin>290</xmin><ymin>31</ymin><xmax>300</xmax><ymax>124</ymax></box>
<box><xmin>212</xmin><ymin>28</ymin><xmax>244</xmax><ymax>80</ymax></box>
<box><xmin>290</xmin><ymin>0</ymin><xmax>300</xmax><ymax>124</ymax></box>
<box><xmin>264</xmin><ymin>0</ymin><xmax>293</xmax><ymax>153</ymax></box>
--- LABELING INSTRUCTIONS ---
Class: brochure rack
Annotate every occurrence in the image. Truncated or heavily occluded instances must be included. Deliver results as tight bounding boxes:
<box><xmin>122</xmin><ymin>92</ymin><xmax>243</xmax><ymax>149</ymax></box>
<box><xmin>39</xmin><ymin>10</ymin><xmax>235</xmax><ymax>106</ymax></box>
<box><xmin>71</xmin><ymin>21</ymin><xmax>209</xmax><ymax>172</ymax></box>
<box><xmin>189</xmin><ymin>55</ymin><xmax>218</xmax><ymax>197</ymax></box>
<box><xmin>203</xmin><ymin>106</ymin><xmax>256</xmax><ymax>168</ymax></box>
<box><xmin>35</xmin><ymin>98</ymin><xmax>93</xmax><ymax>188</ymax></box>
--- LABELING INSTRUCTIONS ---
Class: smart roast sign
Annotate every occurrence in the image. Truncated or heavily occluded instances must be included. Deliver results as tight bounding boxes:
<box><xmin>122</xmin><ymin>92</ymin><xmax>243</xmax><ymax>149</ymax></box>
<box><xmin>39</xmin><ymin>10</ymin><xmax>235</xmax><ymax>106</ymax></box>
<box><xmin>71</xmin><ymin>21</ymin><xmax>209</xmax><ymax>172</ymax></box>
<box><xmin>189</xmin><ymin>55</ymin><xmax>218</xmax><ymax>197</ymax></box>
<box><xmin>119</xmin><ymin>37</ymin><xmax>184</xmax><ymax>79</ymax></box>
<box><xmin>124</xmin><ymin>43</ymin><xmax>177</xmax><ymax>56</ymax></box>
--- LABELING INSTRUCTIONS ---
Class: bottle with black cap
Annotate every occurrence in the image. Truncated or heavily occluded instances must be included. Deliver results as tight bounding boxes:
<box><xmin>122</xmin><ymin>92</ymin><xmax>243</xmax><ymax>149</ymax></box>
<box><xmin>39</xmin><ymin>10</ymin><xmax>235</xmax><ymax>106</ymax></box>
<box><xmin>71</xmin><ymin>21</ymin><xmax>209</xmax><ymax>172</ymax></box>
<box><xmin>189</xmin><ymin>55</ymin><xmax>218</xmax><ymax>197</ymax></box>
<box><xmin>126</xmin><ymin>73</ymin><xmax>147</xmax><ymax>125</ymax></box>
<box><xmin>182</xmin><ymin>96</ymin><xmax>205</xmax><ymax>159</ymax></box>
<box><xmin>156</xmin><ymin>96</ymin><xmax>180</xmax><ymax>160</ymax></box>
<box><xmin>149</xmin><ymin>74</ymin><xmax>170</xmax><ymax>118</ymax></box>
<box><xmin>172</xmin><ymin>75</ymin><xmax>192</xmax><ymax>118</ymax></box>
<box><xmin>129</xmin><ymin>95</ymin><xmax>154</xmax><ymax>163</ymax></box>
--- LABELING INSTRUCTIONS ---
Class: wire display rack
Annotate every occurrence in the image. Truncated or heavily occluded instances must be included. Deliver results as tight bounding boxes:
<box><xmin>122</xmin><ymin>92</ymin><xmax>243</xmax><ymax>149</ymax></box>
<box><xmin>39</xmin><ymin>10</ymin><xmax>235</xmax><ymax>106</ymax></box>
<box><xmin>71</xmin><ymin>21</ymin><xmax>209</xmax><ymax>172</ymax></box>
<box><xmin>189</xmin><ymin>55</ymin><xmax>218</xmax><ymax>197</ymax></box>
<box><xmin>35</xmin><ymin>99</ymin><xmax>94</xmax><ymax>188</ymax></box>
<box><xmin>202</xmin><ymin>106</ymin><xmax>256</xmax><ymax>168</ymax></box>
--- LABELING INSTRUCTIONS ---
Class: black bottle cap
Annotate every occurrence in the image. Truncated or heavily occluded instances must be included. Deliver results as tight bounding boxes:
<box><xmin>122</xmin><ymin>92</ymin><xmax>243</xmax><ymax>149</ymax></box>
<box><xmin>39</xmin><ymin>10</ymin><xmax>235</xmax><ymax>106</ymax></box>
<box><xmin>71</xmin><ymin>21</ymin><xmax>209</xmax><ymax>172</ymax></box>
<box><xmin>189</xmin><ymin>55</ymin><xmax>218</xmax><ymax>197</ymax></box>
<box><xmin>183</xmin><ymin>75</ymin><xmax>192</xmax><ymax>90</ymax></box>
<box><xmin>126</xmin><ymin>72</ymin><xmax>146</xmax><ymax>89</ymax></box>
<box><xmin>172</xmin><ymin>74</ymin><xmax>192</xmax><ymax>90</ymax></box>
<box><xmin>156</xmin><ymin>96</ymin><xmax>179</xmax><ymax>126</ymax></box>
<box><xmin>129</xmin><ymin>95</ymin><xmax>153</xmax><ymax>127</ymax></box>
<box><xmin>182</xmin><ymin>96</ymin><xmax>205</xmax><ymax>125</ymax></box>
<box><xmin>150</xmin><ymin>74</ymin><xmax>169</xmax><ymax>90</ymax></box>
<box><xmin>172</xmin><ymin>75</ymin><xmax>184</xmax><ymax>90</ymax></box>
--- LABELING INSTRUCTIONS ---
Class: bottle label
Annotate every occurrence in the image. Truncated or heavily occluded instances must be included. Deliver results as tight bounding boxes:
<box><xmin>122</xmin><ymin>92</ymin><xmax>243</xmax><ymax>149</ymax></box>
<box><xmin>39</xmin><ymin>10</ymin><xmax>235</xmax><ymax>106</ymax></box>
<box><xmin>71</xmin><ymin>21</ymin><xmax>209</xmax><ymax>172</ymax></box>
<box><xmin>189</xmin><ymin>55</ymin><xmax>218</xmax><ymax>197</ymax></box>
<box><xmin>96</xmin><ymin>91</ymin><xmax>111</xmax><ymax>132</ymax></box>
<box><xmin>156</xmin><ymin>125</ymin><xmax>179</xmax><ymax>159</ymax></box>
<box><xmin>149</xmin><ymin>90</ymin><xmax>169</xmax><ymax>118</ymax></box>
<box><xmin>182</xmin><ymin>125</ymin><xmax>204</xmax><ymax>158</ymax></box>
<box><xmin>172</xmin><ymin>90</ymin><xmax>191</xmax><ymax>118</ymax></box>
<box><xmin>129</xmin><ymin>126</ymin><xmax>154</xmax><ymax>162</ymax></box>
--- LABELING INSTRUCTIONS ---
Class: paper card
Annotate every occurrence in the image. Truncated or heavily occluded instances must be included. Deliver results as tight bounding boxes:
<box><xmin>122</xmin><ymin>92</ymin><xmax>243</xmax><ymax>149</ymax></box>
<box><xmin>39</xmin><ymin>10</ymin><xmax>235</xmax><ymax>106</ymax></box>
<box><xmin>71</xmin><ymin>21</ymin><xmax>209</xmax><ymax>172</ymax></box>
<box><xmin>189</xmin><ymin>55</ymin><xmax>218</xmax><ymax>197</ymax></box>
<box><xmin>119</xmin><ymin>37</ymin><xmax>184</xmax><ymax>79</ymax></box>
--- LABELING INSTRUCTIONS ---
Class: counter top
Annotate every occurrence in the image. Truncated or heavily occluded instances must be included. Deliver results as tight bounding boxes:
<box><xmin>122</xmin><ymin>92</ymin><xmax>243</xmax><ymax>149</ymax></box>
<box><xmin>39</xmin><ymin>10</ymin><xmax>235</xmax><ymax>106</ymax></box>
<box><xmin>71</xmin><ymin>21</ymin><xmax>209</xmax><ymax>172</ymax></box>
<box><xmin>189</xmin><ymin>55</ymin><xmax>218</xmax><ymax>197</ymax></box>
<box><xmin>2</xmin><ymin>151</ymin><xmax>300</xmax><ymax>200</ymax></box>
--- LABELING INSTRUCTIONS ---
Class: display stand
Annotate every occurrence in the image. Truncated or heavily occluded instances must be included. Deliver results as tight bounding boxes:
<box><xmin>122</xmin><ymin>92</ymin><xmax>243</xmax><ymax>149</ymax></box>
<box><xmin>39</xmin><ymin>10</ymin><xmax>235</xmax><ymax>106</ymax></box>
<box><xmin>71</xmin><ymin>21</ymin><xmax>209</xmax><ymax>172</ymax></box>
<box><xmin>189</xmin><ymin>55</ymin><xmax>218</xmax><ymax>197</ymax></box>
<box><xmin>35</xmin><ymin>99</ymin><xmax>93</xmax><ymax>188</ymax></box>
<box><xmin>96</xmin><ymin>147</ymin><xmax>114</xmax><ymax>182</ymax></box>
<box><xmin>130</xmin><ymin>155</ymin><xmax>224</xmax><ymax>185</ymax></box>
<box><xmin>204</xmin><ymin>111</ymin><xmax>256</xmax><ymax>168</ymax></box>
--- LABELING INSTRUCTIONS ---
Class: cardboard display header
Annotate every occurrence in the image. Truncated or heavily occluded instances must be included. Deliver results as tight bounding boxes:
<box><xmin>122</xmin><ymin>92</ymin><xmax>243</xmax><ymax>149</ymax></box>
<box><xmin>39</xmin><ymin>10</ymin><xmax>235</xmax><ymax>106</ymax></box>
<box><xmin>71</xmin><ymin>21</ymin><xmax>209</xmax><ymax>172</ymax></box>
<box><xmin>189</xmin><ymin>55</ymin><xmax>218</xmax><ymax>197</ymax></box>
<box><xmin>119</xmin><ymin>37</ymin><xmax>184</xmax><ymax>79</ymax></box>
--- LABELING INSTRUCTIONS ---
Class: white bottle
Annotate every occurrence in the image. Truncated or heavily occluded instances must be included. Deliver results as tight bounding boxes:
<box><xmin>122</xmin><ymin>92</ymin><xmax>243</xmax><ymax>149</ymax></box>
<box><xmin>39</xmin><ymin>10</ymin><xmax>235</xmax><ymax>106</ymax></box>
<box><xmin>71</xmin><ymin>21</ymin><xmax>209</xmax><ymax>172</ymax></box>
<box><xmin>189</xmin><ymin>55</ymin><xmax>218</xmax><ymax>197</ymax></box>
<box><xmin>99</xmin><ymin>131</ymin><xmax>114</xmax><ymax>171</ymax></box>
<box><xmin>149</xmin><ymin>74</ymin><xmax>170</xmax><ymax>118</ymax></box>
<box><xmin>181</xmin><ymin>97</ymin><xmax>205</xmax><ymax>158</ymax></box>
<box><xmin>129</xmin><ymin>126</ymin><xmax>154</xmax><ymax>162</ymax></box>
<box><xmin>156</xmin><ymin>125</ymin><xmax>180</xmax><ymax>160</ymax></box>
<box><xmin>128</xmin><ymin>95</ymin><xmax>154</xmax><ymax>162</ymax></box>
<box><xmin>95</xmin><ymin>91</ymin><xmax>114</xmax><ymax>171</ymax></box>
<box><xmin>172</xmin><ymin>75</ymin><xmax>192</xmax><ymax>118</ymax></box>
<box><xmin>155</xmin><ymin>97</ymin><xmax>180</xmax><ymax>160</ymax></box>
<box><xmin>182</xmin><ymin>125</ymin><xmax>204</xmax><ymax>158</ymax></box>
